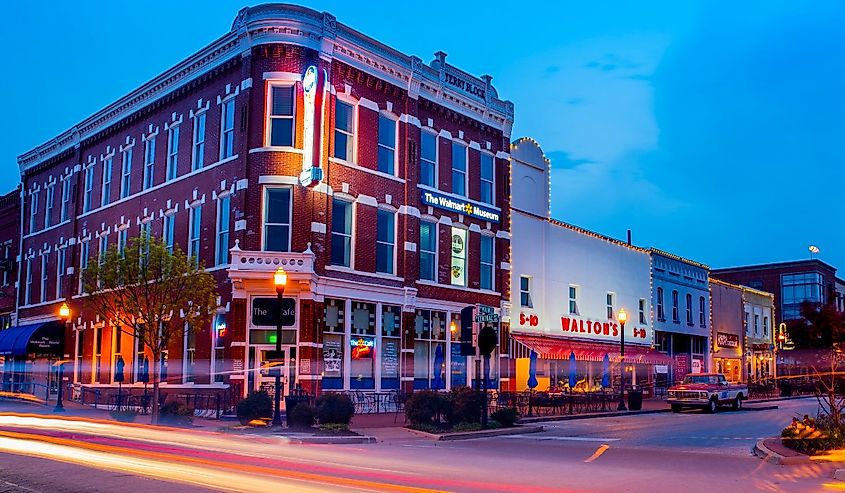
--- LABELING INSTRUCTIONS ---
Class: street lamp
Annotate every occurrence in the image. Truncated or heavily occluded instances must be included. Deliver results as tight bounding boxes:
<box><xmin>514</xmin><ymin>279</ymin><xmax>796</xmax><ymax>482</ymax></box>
<box><xmin>55</xmin><ymin>303</ymin><xmax>71</xmax><ymax>412</ymax></box>
<box><xmin>272</xmin><ymin>266</ymin><xmax>287</xmax><ymax>427</ymax></box>
<box><xmin>617</xmin><ymin>308</ymin><xmax>627</xmax><ymax>411</ymax></box>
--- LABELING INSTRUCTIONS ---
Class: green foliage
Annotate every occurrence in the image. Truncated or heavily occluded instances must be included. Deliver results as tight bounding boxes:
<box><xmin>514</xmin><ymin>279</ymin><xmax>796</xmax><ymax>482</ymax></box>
<box><xmin>159</xmin><ymin>401</ymin><xmax>194</xmax><ymax>426</ymax></box>
<box><xmin>287</xmin><ymin>404</ymin><xmax>316</xmax><ymax>429</ymax></box>
<box><xmin>491</xmin><ymin>407</ymin><xmax>519</xmax><ymax>427</ymax></box>
<box><xmin>109</xmin><ymin>409</ymin><xmax>138</xmax><ymax>423</ymax></box>
<box><xmin>236</xmin><ymin>391</ymin><xmax>274</xmax><ymax>424</ymax></box>
<box><xmin>405</xmin><ymin>390</ymin><xmax>449</xmax><ymax>425</ymax></box>
<box><xmin>782</xmin><ymin>415</ymin><xmax>845</xmax><ymax>454</ymax></box>
<box><xmin>315</xmin><ymin>393</ymin><xmax>355</xmax><ymax>425</ymax></box>
<box><xmin>318</xmin><ymin>423</ymin><xmax>350</xmax><ymax>433</ymax></box>
<box><xmin>446</xmin><ymin>386</ymin><xmax>483</xmax><ymax>425</ymax></box>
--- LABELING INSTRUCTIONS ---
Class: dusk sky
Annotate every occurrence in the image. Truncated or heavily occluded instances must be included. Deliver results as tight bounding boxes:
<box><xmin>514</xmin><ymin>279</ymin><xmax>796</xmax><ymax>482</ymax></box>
<box><xmin>3</xmin><ymin>1</ymin><xmax>843</xmax><ymax>271</ymax></box>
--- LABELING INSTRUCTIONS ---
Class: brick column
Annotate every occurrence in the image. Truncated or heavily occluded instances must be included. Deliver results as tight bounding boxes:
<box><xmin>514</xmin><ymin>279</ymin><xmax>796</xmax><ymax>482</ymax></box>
<box><xmin>298</xmin><ymin>299</ymin><xmax>323</xmax><ymax>396</ymax></box>
<box><xmin>402</xmin><ymin>310</ymin><xmax>416</xmax><ymax>393</ymax></box>
<box><xmin>229</xmin><ymin>298</ymin><xmax>247</xmax><ymax>398</ymax></box>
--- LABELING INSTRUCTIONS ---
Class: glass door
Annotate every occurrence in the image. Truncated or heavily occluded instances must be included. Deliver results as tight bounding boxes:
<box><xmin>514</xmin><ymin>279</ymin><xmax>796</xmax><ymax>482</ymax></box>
<box><xmin>255</xmin><ymin>346</ymin><xmax>287</xmax><ymax>404</ymax></box>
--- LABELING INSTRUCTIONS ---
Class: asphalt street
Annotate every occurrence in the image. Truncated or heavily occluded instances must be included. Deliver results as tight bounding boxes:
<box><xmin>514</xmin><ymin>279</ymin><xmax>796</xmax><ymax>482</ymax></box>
<box><xmin>0</xmin><ymin>397</ymin><xmax>841</xmax><ymax>493</ymax></box>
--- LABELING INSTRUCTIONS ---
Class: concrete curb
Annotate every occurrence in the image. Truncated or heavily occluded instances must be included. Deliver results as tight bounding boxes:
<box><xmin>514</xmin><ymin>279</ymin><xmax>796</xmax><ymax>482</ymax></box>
<box><xmin>518</xmin><ymin>408</ymin><xmax>670</xmax><ymax>424</ymax></box>
<box><xmin>745</xmin><ymin>405</ymin><xmax>779</xmax><ymax>411</ymax></box>
<box><xmin>406</xmin><ymin>425</ymin><xmax>544</xmax><ymax>441</ymax></box>
<box><xmin>747</xmin><ymin>395</ymin><xmax>814</xmax><ymax>404</ymax></box>
<box><xmin>284</xmin><ymin>435</ymin><xmax>377</xmax><ymax>444</ymax></box>
<box><xmin>752</xmin><ymin>439</ymin><xmax>812</xmax><ymax>465</ymax></box>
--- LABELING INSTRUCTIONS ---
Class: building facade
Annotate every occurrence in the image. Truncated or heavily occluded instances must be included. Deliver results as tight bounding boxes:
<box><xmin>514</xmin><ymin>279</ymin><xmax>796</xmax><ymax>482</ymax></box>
<box><xmin>742</xmin><ymin>286</ymin><xmax>776</xmax><ymax>381</ymax></box>
<box><xmin>508</xmin><ymin>139</ymin><xmax>669</xmax><ymax>395</ymax></box>
<box><xmin>650</xmin><ymin>249</ymin><xmax>710</xmax><ymax>385</ymax></box>
<box><xmin>10</xmin><ymin>4</ymin><xmax>514</xmax><ymax>402</ymax></box>
<box><xmin>0</xmin><ymin>187</ymin><xmax>19</xmax><ymax>330</ymax></box>
<box><xmin>710</xmin><ymin>279</ymin><xmax>744</xmax><ymax>383</ymax></box>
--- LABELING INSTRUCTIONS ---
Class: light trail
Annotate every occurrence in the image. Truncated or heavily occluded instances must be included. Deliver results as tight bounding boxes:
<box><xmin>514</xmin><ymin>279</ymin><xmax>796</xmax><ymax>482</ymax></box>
<box><xmin>584</xmin><ymin>444</ymin><xmax>610</xmax><ymax>463</ymax></box>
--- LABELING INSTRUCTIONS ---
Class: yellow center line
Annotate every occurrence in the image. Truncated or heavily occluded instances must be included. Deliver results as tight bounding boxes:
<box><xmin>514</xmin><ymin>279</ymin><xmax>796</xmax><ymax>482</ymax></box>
<box><xmin>0</xmin><ymin>430</ymin><xmax>443</xmax><ymax>493</ymax></box>
<box><xmin>584</xmin><ymin>444</ymin><xmax>610</xmax><ymax>463</ymax></box>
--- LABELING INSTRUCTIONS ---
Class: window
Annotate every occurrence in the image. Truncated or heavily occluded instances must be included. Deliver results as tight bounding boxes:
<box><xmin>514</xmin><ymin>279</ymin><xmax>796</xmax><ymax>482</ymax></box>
<box><xmin>216</xmin><ymin>196</ymin><xmax>230</xmax><ymax>266</ymax></box>
<box><xmin>606</xmin><ymin>292</ymin><xmax>615</xmax><ymax>319</ymax></box>
<box><xmin>83</xmin><ymin>166</ymin><xmax>94</xmax><ymax>213</ymax></box>
<box><xmin>655</xmin><ymin>331</ymin><xmax>670</xmax><ymax>352</ymax></box>
<box><xmin>414</xmin><ymin>310</ymin><xmax>447</xmax><ymax>390</ymax></box>
<box><xmin>2</xmin><ymin>245</ymin><xmax>9</xmax><ymax>287</ymax></box>
<box><xmin>744</xmin><ymin>311</ymin><xmax>750</xmax><ymax>335</ymax></box>
<box><xmin>520</xmin><ymin>276</ymin><xmax>532</xmax><ymax>308</ymax></box>
<box><xmin>480</xmin><ymin>153</ymin><xmax>494</xmax><ymax>204</ymax></box>
<box><xmin>686</xmin><ymin>293</ymin><xmax>693</xmax><ymax>325</ymax></box>
<box><xmin>40</xmin><ymin>255</ymin><xmax>48</xmax><ymax>302</ymax></box>
<box><xmin>480</xmin><ymin>235</ymin><xmax>494</xmax><ymax>290</ymax></box>
<box><xmin>419</xmin><ymin>221</ymin><xmax>437</xmax><ymax>281</ymax></box>
<box><xmin>699</xmin><ymin>296</ymin><xmax>706</xmax><ymax>327</ymax></box>
<box><xmin>377</xmin><ymin>115</ymin><xmax>396</xmax><ymax>174</ymax></box>
<box><xmin>29</xmin><ymin>192</ymin><xmax>38</xmax><ymax>233</ymax></box>
<box><xmin>322</xmin><ymin>298</ymin><xmax>346</xmax><ymax>390</ymax></box>
<box><xmin>120</xmin><ymin>148</ymin><xmax>132</xmax><ymax>199</ymax></box>
<box><xmin>163</xmin><ymin>214</ymin><xmax>175</xmax><ymax>253</ymax></box>
<box><xmin>166</xmin><ymin>126</ymin><xmax>179</xmax><ymax>180</ymax></box>
<box><xmin>56</xmin><ymin>248</ymin><xmax>66</xmax><ymax>299</ymax></box>
<box><xmin>24</xmin><ymin>259</ymin><xmax>32</xmax><ymax>305</ymax></box>
<box><xmin>139</xmin><ymin>221</ymin><xmax>151</xmax><ymax>265</ymax></box>
<box><xmin>754</xmin><ymin>314</ymin><xmax>760</xmax><ymax>336</ymax></box>
<box><xmin>639</xmin><ymin>299</ymin><xmax>647</xmax><ymax>324</ymax></box>
<box><xmin>350</xmin><ymin>301</ymin><xmax>377</xmax><ymax>390</ymax></box>
<box><xmin>333</xmin><ymin>101</ymin><xmax>354</xmax><ymax>161</ymax></box>
<box><xmin>569</xmin><ymin>285</ymin><xmax>579</xmax><ymax>315</ymax></box>
<box><xmin>192</xmin><ymin>113</ymin><xmax>206</xmax><ymax>170</ymax></box>
<box><xmin>143</xmin><ymin>137</ymin><xmax>155</xmax><ymax>189</ymax></box>
<box><xmin>184</xmin><ymin>325</ymin><xmax>196</xmax><ymax>383</ymax></box>
<box><xmin>117</xmin><ymin>228</ymin><xmax>128</xmax><ymax>257</ymax></box>
<box><xmin>75</xmin><ymin>330</ymin><xmax>84</xmax><ymax>382</ymax></box>
<box><xmin>263</xmin><ymin>188</ymin><xmax>291</xmax><ymax>252</ymax></box>
<box><xmin>269</xmin><ymin>85</ymin><xmax>294</xmax><ymax>147</ymax></box>
<box><xmin>220</xmin><ymin>98</ymin><xmax>235</xmax><ymax>159</ymax></box>
<box><xmin>188</xmin><ymin>206</ymin><xmax>201</xmax><ymax>267</ymax></box>
<box><xmin>44</xmin><ymin>184</ymin><xmax>55</xmax><ymax>228</ymax></box>
<box><xmin>330</xmin><ymin>198</ymin><xmax>352</xmax><ymax>267</ymax></box>
<box><xmin>657</xmin><ymin>287</ymin><xmax>665</xmax><ymax>321</ymax></box>
<box><xmin>60</xmin><ymin>179</ymin><xmax>70</xmax><ymax>222</ymax></box>
<box><xmin>763</xmin><ymin>316</ymin><xmax>769</xmax><ymax>336</ymax></box>
<box><xmin>381</xmin><ymin>305</ymin><xmax>402</xmax><ymax>389</ymax></box>
<box><xmin>376</xmin><ymin>209</ymin><xmax>395</xmax><ymax>274</ymax></box>
<box><xmin>782</xmin><ymin>272</ymin><xmax>826</xmax><ymax>320</ymax></box>
<box><xmin>672</xmin><ymin>290</ymin><xmax>679</xmax><ymax>322</ymax></box>
<box><xmin>420</xmin><ymin>132</ymin><xmax>437</xmax><ymax>187</ymax></box>
<box><xmin>79</xmin><ymin>240</ymin><xmax>89</xmax><ymax>294</ymax></box>
<box><xmin>102</xmin><ymin>156</ymin><xmax>113</xmax><ymax>206</ymax></box>
<box><xmin>451</xmin><ymin>142</ymin><xmax>467</xmax><ymax>196</ymax></box>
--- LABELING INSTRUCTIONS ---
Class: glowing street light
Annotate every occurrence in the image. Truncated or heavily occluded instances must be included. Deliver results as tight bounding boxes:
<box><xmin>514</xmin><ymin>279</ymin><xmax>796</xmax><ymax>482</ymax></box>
<box><xmin>55</xmin><ymin>303</ymin><xmax>71</xmax><ymax>412</ymax></box>
<box><xmin>271</xmin><ymin>267</ymin><xmax>287</xmax><ymax>427</ymax></box>
<box><xmin>617</xmin><ymin>308</ymin><xmax>628</xmax><ymax>411</ymax></box>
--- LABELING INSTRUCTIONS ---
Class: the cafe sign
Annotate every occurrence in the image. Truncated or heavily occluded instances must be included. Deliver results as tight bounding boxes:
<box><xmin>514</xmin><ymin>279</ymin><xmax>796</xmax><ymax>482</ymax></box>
<box><xmin>421</xmin><ymin>190</ymin><xmax>500</xmax><ymax>223</ymax></box>
<box><xmin>716</xmin><ymin>332</ymin><xmax>739</xmax><ymax>349</ymax></box>
<box><xmin>252</xmin><ymin>297</ymin><xmax>296</xmax><ymax>327</ymax></box>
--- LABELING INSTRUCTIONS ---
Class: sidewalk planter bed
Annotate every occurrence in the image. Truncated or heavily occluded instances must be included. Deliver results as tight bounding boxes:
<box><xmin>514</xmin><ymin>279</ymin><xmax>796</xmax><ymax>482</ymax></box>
<box><xmin>781</xmin><ymin>415</ymin><xmax>845</xmax><ymax>455</ymax></box>
<box><xmin>236</xmin><ymin>391</ymin><xmax>273</xmax><ymax>426</ymax></box>
<box><xmin>159</xmin><ymin>401</ymin><xmax>194</xmax><ymax>426</ymax></box>
<box><xmin>405</xmin><ymin>388</ymin><xmax>519</xmax><ymax>433</ymax></box>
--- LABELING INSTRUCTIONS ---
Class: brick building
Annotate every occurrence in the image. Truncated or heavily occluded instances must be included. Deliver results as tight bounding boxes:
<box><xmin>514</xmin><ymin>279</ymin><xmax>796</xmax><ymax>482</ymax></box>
<box><xmin>0</xmin><ymin>187</ymin><xmax>20</xmax><ymax>330</ymax></box>
<box><xmin>11</xmin><ymin>4</ymin><xmax>513</xmax><ymax>403</ymax></box>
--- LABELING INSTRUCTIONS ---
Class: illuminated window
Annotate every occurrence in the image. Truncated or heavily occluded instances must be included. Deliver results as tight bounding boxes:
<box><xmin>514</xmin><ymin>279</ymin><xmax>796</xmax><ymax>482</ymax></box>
<box><xmin>480</xmin><ymin>235</ymin><xmax>494</xmax><ymax>290</ymax></box>
<box><xmin>330</xmin><ymin>198</ymin><xmax>352</xmax><ymax>267</ymax></box>
<box><xmin>377</xmin><ymin>115</ymin><xmax>396</xmax><ymax>174</ymax></box>
<box><xmin>480</xmin><ymin>153</ymin><xmax>494</xmax><ymax>204</ymax></box>
<box><xmin>268</xmin><ymin>85</ymin><xmax>294</xmax><ymax>147</ymax></box>
<box><xmin>120</xmin><ymin>147</ymin><xmax>132</xmax><ymax>199</ymax></box>
<box><xmin>220</xmin><ymin>98</ymin><xmax>235</xmax><ymax>159</ymax></box>
<box><xmin>419</xmin><ymin>221</ymin><xmax>437</xmax><ymax>281</ymax></box>
<box><xmin>451</xmin><ymin>142</ymin><xmax>467</xmax><ymax>197</ymax></box>
<box><xmin>215</xmin><ymin>196</ymin><xmax>230</xmax><ymax>266</ymax></box>
<box><xmin>376</xmin><ymin>209</ymin><xmax>395</xmax><ymax>274</ymax></box>
<box><xmin>192</xmin><ymin>113</ymin><xmax>206</xmax><ymax>170</ymax></box>
<box><xmin>420</xmin><ymin>132</ymin><xmax>437</xmax><ymax>187</ymax></box>
<box><xmin>101</xmin><ymin>156</ymin><xmax>113</xmax><ymax>206</ymax></box>
<box><xmin>263</xmin><ymin>188</ymin><xmax>291</xmax><ymax>252</ymax></box>
<box><xmin>44</xmin><ymin>184</ymin><xmax>54</xmax><ymax>228</ymax></box>
<box><xmin>334</xmin><ymin>100</ymin><xmax>354</xmax><ymax>162</ymax></box>
<box><xmin>166</xmin><ymin>126</ymin><xmax>179</xmax><ymax>180</ymax></box>
<box><xmin>143</xmin><ymin>136</ymin><xmax>156</xmax><ymax>190</ymax></box>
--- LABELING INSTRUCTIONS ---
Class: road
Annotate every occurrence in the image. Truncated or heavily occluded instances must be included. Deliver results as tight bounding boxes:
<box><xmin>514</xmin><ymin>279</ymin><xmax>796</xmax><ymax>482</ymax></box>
<box><xmin>0</xmin><ymin>398</ymin><xmax>840</xmax><ymax>493</ymax></box>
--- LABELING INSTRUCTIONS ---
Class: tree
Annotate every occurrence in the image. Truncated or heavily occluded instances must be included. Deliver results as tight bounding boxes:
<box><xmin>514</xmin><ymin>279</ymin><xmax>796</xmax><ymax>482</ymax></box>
<box><xmin>82</xmin><ymin>233</ymin><xmax>218</xmax><ymax>423</ymax></box>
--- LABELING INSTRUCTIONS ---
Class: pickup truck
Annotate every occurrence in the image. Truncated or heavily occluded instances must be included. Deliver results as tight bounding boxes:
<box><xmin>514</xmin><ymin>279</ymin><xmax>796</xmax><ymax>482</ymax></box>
<box><xmin>667</xmin><ymin>373</ymin><xmax>748</xmax><ymax>413</ymax></box>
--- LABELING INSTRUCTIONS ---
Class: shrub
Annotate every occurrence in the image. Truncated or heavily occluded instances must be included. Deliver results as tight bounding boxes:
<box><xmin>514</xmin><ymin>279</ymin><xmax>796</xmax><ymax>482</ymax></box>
<box><xmin>237</xmin><ymin>391</ymin><xmax>273</xmax><ymax>425</ymax></box>
<box><xmin>781</xmin><ymin>414</ymin><xmax>845</xmax><ymax>454</ymax></box>
<box><xmin>159</xmin><ymin>401</ymin><xmax>194</xmax><ymax>426</ymax></box>
<box><xmin>319</xmin><ymin>423</ymin><xmax>350</xmax><ymax>433</ymax></box>
<box><xmin>109</xmin><ymin>409</ymin><xmax>138</xmax><ymax>423</ymax></box>
<box><xmin>491</xmin><ymin>407</ymin><xmax>519</xmax><ymax>427</ymax></box>
<box><xmin>287</xmin><ymin>404</ymin><xmax>316</xmax><ymax>429</ymax></box>
<box><xmin>447</xmin><ymin>387</ymin><xmax>483</xmax><ymax>425</ymax></box>
<box><xmin>405</xmin><ymin>390</ymin><xmax>448</xmax><ymax>426</ymax></box>
<box><xmin>316</xmin><ymin>393</ymin><xmax>355</xmax><ymax>425</ymax></box>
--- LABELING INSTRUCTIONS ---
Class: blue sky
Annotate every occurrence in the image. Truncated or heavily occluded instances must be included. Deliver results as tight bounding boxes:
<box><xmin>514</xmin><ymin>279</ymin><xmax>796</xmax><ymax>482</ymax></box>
<box><xmin>3</xmin><ymin>1</ymin><xmax>843</xmax><ymax>271</ymax></box>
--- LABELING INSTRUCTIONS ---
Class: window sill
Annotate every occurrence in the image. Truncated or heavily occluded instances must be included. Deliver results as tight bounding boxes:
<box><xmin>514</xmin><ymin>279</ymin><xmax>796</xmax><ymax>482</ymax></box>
<box><xmin>324</xmin><ymin>265</ymin><xmax>403</xmax><ymax>282</ymax></box>
<box><xmin>329</xmin><ymin>158</ymin><xmax>405</xmax><ymax>184</ymax></box>
<box><xmin>415</xmin><ymin>279</ymin><xmax>500</xmax><ymax>296</ymax></box>
<box><xmin>249</xmin><ymin>146</ymin><xmax>304</xmax><ymax>154</ymax></box>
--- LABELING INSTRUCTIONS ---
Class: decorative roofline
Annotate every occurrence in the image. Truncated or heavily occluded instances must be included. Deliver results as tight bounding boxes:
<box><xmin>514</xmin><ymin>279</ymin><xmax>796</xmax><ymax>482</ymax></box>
<box><xmin>547</xmin><ymin>217</ymin><xmax>650</xmax><ymax>254</ymax></box>
<box><xmin>18</xmin><ymin>3</ymin><xmax>513</xmax><ymax>173</ymax></box>
<box><xmin>649</xmin><ymin>247</ymin><xmax>710</xmax><ymax>271</ymax></box>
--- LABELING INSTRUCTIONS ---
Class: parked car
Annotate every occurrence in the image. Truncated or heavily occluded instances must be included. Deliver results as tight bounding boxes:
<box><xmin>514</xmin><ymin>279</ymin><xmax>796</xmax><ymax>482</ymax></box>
<box><xmin>667</xmin><ymin>373</ymin><xmax>747</xmax><ymax>413</ymax></box>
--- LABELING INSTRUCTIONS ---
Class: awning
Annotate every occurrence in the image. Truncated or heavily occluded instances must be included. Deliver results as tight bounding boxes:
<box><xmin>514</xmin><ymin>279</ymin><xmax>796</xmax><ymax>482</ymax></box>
<box><xmin>0</xmin><ymin>321</ymin><xmax>65</xmax><ymax>358</ymax></box>
<box><xmin>511</xmin><ymin>332</ymin><xmax>672</xmax><ymax>365</ymax></box>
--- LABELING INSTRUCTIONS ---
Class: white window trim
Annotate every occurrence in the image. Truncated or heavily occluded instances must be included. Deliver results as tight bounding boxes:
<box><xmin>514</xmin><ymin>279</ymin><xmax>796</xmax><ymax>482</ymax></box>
<box><xmin>190</xmin><ymin>100</ymin><xmax>210</xmax><ymax>171</ymax></box>
<box><xmin>377</xmin><ymin>112</ymin><xmax>399</xmax><ymax>176</ymax></box>
<box><xmin>264</xmin><ymin>81</ymin><xmax>297</xmax><ymax>149</ymax></box>
<box><xmin>188</xmin><ymin>204</ymin><xmax>202</xmax><ymax>266</ymax></box>
<box><xmin>219</xmin><ymin>94</ymin><xmax>237</xmax><ymax>160</ymax></box>
<box><xmin>142</xmin><ymin>133</ymin><xmax>157</xmax><ymax>190</ymax></box>
<box><xmin>451</xmin><ymin>140</ymin><xmax>469</xmax><ymax>198</ymax></box>
<box><xmin>376</xmin><ymin>207</ymin><xmax>397</xmax><ymax>275</ymax></box>
<box><xmin>479</xmin><ymin>151</ymin><xmax>496</xmax><ymax>205</ymax></box>
<box><xmin>40</xmin><ymin>255</ymin><xmax>48</xmax><ymax>303</ymax></box>
<box><xmin>29</xmin><ymin>191</ymin><xmax>38</xmax><ymax>233</ymax></box>
<box><xmin>479</xmin><ymin>233</ymin><xmax>495</xmax><ymax>291</ymax></box>
<box><xmin>165</xmin><ymin>123</ymin><xmax>181</xmax><ymax>181</ymax></box>
<box><xmin>44</xmin><ymin>183</ymin><xmax>55</xmax><ymax>229</ymax></box>
<box><xmin>261</xmin><ymin>186</ymin><xmax>293</xmax><ymax>252</ymax></box>
<box><xmin>333</xmin><ymin>95</ymin><xmax>358</xmax><ymax>164</ymax></box>
<box><xmin>420</xmin><ymin>129</ymin><xmax>439</xmax><ymax>189</ymax></box>
<box><xmin>162</xmin><ymin>212</ymin><xmax>176</xmax><ymax>253</ymax></box>
<box><xmin>56</xmin><ymin>247</ymin><xmax>66</xmax><ymax>299</ymax></box>
<box><xmin>215</xmin><ymin>195</ymin><xmax>231</xmax><ymax>266</ymax></box>
<box><xmin>419</xmin><ymin>219</ymin><xmax>438</xmax><ymax>282</ymax></box>
<box><xmin>330</xmin><ymin>198</ymin><xmax>355</xmax><ymax>269</ymax></box>
<box><xmin>83</xmin><ymin>165</ymin><xmax>95</xmax><ymax>213</ymax></box>
<box><xmin>24</xmin><ymin>258</ymin><xmax>32</xmax><ymax>305</ymax></box>
<box><xmin>569</xmin><ymin>284</ymin><xmax>580</xmax><ymax>316</ymax></box>
<box><xmin>119</xmin><ymin>144</ymin><xmax>134</xmax><ymax>199</ymax></box>
<box><xmin>60</xmin><ymin>177</ymin><xmax>71</xmax><ymax>222</ymax></box>
<box><xmin>606</xmin><ymin>292</ymin><xmax>616</xmax><ymax>320</ymax></box>
<box><xmin>520</xmin><ymin>275</ymin><xmax>532</xmax><ymax>308</ymax></box>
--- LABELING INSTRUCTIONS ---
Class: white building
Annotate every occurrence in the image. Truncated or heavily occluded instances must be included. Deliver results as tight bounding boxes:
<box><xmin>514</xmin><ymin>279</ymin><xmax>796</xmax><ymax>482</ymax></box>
<box><xmin>507</xmin><ymin>138</ymin><xmax>669</xmax><ymax>395</ymax></box>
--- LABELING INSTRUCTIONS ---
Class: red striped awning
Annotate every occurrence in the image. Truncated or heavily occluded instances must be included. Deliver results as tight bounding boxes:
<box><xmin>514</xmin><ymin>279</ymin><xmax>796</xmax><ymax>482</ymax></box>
<box><xmin>511</xmin><ymin>332</ymin><xmax>672</xmax><ymax>365</ymax></box>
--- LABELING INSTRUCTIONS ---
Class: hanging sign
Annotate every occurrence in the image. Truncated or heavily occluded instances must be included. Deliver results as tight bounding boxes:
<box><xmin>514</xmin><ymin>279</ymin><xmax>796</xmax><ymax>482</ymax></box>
<box><xmin>300</xmin><ymin>65</ymin><xmax>325</xmax><ymax>187</ymax></box>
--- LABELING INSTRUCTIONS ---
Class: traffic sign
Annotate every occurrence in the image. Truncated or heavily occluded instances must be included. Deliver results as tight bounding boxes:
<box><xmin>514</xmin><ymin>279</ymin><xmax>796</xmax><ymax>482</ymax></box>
<box><xmin>474</xmin><ymin>304</ymin><xmax>500</xmax><ymax>323</ymax></box>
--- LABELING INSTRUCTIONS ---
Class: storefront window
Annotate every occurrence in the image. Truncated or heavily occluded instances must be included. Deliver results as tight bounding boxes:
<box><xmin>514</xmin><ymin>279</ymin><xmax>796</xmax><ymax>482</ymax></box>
<box><xmin>381</xmin><ymin>305</ymin><xmax>401</xmax><ymax>390</ymax></box>
<box><xmin>322</xmin><ymin>298</ymin><xmax>345</xmax><ymax>390</ymax></box>
<box><xmin>414</xmin><ymin>310</ymin><xmax>447</xmax><ymax>389</ymax></box>
<box><xmin>350</xmin><ymin>301</ymin><xmax>375</xmax><ymax>389</ymax></box>
<box><xmin>450</xmin><ymin>312</ymin><xmax>467</xmax><ymax>388</ymax></box>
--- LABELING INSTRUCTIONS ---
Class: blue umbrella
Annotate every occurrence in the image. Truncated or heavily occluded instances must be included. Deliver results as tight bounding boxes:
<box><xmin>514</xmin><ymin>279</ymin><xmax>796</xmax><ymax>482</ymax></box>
<box><xmin>139</xmin><ymin>357</ymin><xmax>150</xmax><ymax>384</ymax></box>
<box><xmin>527</xmin><ymin>350</ymin><xmax>539</xmax><ymax>389</ymax></box>
<box><xmin>601</xmin><ymin>353</ymin><xmax>610</xmax><ymax>389</ymax></box>
<box><xmin>115</xmin><ymin>356</ymin><xmax>125</xmax><ymax>409</ymax></box>
<box><xmin>568</xmin><ymin>351</ymin><xmax>577</xmax><ymax>389</ymax></box>
<box><xmin>432</xmin><ymin>345</ymin><xmax>445</xmax><ymax>389</ymax></box>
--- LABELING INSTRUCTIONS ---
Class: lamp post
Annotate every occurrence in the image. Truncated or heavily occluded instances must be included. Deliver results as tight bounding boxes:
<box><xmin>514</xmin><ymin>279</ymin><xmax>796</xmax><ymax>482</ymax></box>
<box><xmin>272</xmin><ymin>266</ymin><xmax>287</xmax><ymax>427</ymax></box>
<box><xmin>617</xmin><ymin>308</ymin><xmax>628</xmax><ymax>411</ymax></box>
<box><xmin>55</xmin><ymin>303</ymin><xmax>70</xmax><ymax>412</ymax></box>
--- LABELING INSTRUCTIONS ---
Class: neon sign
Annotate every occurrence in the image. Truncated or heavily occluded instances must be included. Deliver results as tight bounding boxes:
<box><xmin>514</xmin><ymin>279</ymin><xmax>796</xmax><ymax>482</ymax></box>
<box><xmin>299</xmin><ymin>65</ymin><xmax>325</xmax><ymax>187</ymax></box>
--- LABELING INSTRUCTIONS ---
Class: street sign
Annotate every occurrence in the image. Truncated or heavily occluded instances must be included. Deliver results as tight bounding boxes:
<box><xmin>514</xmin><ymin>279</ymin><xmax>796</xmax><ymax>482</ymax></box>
<box><xmin>474</xmin><ymin>304</ymin><xmax>500</xmax><ymax>323</ymax></box>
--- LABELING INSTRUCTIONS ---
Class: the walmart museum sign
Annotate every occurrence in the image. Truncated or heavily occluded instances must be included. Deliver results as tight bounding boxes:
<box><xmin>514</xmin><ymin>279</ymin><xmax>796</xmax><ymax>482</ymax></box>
<box><xmin>421</xmin><ymin>190</ymin><xmax>500</xmax><ymax>223</ymax></box>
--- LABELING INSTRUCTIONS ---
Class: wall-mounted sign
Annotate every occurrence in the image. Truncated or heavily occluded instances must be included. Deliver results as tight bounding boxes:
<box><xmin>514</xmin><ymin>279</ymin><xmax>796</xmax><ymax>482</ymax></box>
<box><xmin>716</xmin><ymin>332</ymin><xmax>739</xmax><ymax>348</ymax></box>
<box><xmin>450</xmin><ymin>227</ymin><xmax>467</xmax><ymax>286</ymax></box>
<box><xmin>350</xmin><ymin>337</ymin><xmax>374</xmax><ymax>359</ymax></box>
<box><xmin>560</xmin><ymin>316</ymin><xmax>647</xmax><ymax>342</ymax></box>
<box><xmin>691</xmin><ymin>358</ymin><xmax>703</xmax><ymax>374</ymax></box>
<box><xmin>445</xmin><ymin>72</ymin><xmax>486</xmax><ymax>100</ymax></box>
<box><xmin>300</xmin><ymin>65</ymin><xmax>325</xmax><ymax>187</ymax></box>
<box><xmin>421</xmin><ymin>190</ymin><xmax>500</xmax><ymax>223</ymax></box>
<box><xmin>323</xmin><ymin>340</ymin><xmax>342</xmax><ymax>375</ymax></box>
<box><xmin>251</xmin><ymin>297</ymin><xmax>296</xmax><ymax>327</ymax></box>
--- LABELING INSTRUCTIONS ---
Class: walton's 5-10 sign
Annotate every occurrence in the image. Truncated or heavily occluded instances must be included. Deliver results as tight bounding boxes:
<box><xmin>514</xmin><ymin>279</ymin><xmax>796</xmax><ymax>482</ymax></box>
<box><xmin>421</xmin><ymin>190</ymin><xmax>500</xmax><ymax>223</ymax></box>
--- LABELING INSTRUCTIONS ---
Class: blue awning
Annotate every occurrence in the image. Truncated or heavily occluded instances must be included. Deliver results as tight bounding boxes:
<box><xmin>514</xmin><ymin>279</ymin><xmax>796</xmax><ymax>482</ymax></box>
<box><xmin>0</xmin><ymin>321</ymin><xmax>65</xmax><ymax>358</ymax></box>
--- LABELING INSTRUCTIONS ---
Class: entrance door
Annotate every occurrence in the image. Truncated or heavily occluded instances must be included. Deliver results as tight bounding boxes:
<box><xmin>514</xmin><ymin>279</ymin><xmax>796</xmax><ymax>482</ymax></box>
<box><xmin>254</xmin><ymin>346</ymin><xmax>288</xmax><ymax>404</ymax></box>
